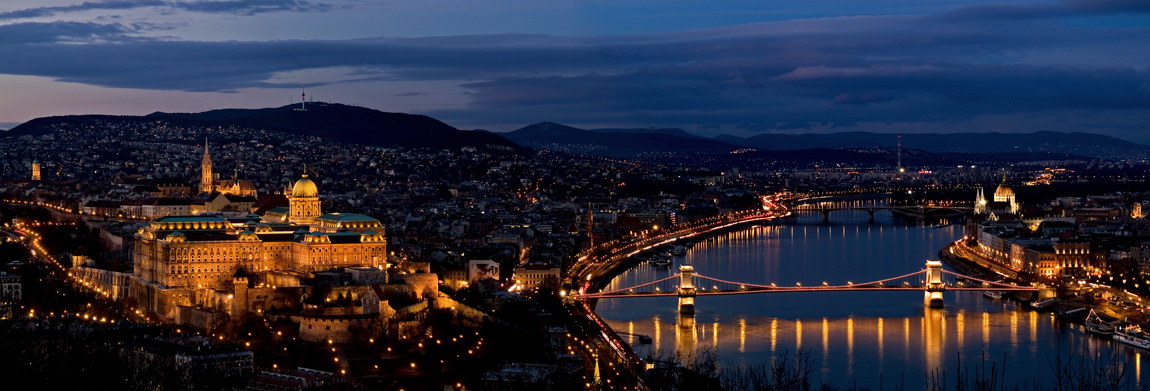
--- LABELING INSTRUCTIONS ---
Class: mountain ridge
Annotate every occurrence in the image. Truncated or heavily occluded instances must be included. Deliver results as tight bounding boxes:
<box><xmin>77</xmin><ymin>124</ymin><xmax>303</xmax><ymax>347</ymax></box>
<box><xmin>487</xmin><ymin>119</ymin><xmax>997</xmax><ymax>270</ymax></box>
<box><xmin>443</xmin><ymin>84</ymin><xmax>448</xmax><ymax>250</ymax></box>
<box><xmin>502</xmin><ymin>122</ymin><xmax>742</xmax><ymax>157</ymax></box>
<box><xmin>7</xmin><ymin>103</ymin><xmax>526</xmax><ymax>152</ymax></box>
<box><xmin>714</xmin><ymin>131</ymin><xmax>1146</xmax><ymax>154</ymax></box>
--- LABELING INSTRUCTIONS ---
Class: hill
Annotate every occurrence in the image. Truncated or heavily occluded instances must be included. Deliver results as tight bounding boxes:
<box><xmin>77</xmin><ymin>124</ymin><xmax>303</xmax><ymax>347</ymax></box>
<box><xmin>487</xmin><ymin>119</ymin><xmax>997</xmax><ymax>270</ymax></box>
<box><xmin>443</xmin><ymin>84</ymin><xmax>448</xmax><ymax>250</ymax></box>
<box><xmin>716</xmin><ymin>131</ymin><xmax>1147</xmax><ymax>156</ymax></box>
<box><xmin>8</xmin><ymin>103</ymin><xmax>526</xmax><ymax>152</ymax></box>
<box><xmin>502</xmin><ymin>122</ymin><xmax>741</xmax><ymax>157</ymax></box>
<box><xmin>722</xmin><ymin>147</ymin><xmax>953</xmax><ymax>166</ymax></box>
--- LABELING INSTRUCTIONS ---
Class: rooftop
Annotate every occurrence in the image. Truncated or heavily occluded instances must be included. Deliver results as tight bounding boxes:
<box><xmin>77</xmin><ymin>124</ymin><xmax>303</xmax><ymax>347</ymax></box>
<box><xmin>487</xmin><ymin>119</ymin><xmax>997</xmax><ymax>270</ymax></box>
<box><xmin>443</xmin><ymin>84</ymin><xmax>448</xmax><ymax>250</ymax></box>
<box><xmin>153</xmin><ymin>215</ymin><xmax>229</xmax><ymax>223</ymax></box>
<box><xmin>316</xmin><ymin>213</ymin><xmax>378</xmax><ymax>222</ymax></box>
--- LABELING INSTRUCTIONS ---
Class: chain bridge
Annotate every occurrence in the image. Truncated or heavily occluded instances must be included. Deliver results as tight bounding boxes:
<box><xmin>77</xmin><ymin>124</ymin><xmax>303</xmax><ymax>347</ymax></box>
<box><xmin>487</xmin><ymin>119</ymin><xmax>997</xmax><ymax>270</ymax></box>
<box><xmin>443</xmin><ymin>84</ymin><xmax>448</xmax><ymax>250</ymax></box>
<box><xmin>580</xmin><ymin>260</ymin><xmax>1037</xmax><ymax>313</ymax></box>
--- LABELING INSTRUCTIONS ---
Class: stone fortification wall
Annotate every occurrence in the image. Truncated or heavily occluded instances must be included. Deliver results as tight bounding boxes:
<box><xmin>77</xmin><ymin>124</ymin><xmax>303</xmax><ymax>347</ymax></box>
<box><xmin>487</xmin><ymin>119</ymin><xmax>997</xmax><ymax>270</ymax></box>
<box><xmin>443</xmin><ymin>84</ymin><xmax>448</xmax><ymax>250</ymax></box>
<box><xmin>243</xmin><ymin>287</ymin><xmax>303</xmax><ymax>314</ymax></box>
<box><xmin>176</xmin><ymin>306</ymin><xmax>218</xmax><ymax>329</ymax></box>
<box><xmin>297</xmin><ymin>314</ymin><xmax>381</xmax><ymax>343</ymax></box>
<box><xmin>259</xmin><ymin>272</ymin><xmax>303</xmax><ymax>288</ymax></box>
<box><xmin>398</xmin><ymin>272</ymin><xmax>438</xmax><ymax>299</ymax></box>
<box><xmin>129</xmin><ymin>279</ymin><xmax>193</xmax><ymax>321</ymax></box>
<box><xmin>72</xmin><ymin>265</ymin><xmax>132</xmax><ymax>301</ymax></box>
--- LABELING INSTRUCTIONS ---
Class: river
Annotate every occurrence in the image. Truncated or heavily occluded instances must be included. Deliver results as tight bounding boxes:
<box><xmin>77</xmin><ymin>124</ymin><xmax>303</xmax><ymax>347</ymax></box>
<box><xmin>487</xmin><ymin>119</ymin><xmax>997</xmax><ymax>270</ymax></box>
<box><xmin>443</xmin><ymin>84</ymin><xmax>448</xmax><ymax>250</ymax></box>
<box><xmin>594</xmin><ymin>206</ymin><xmax>1147</xmax><ymax>388</ymax></box>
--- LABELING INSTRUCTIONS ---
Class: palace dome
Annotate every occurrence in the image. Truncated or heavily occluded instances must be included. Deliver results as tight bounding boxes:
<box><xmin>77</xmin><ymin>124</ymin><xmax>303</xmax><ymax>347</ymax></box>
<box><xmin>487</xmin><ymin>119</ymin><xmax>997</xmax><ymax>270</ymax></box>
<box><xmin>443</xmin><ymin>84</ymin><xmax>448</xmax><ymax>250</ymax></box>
<box><xmin>292</xmin><ymin>175</ymin><xmax>319</xmax><ymax>198</ymax></box>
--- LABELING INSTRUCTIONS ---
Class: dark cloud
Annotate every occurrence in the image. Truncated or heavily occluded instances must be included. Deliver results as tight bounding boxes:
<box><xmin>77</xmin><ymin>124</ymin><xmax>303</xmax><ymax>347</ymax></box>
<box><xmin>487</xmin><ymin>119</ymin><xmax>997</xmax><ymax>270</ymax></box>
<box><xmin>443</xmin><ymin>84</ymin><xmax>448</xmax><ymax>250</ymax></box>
<box><xmin>0</xmin><ymin>0</ymin><xmax>336</xmax><ymax>21</ymax></box>
<box><xmin>0</xmin><ymin>6</ymin><xmax>1148</xmax><ymax>136</ymax></box>
<box><xmin>0</xmin><ymin>1</ymin><xmax>164</xmax><ymax>21</ymax></box>
<box><xmin>395</xmin><ymin>92</ymin><xmax>426</xmax><ymax>97</ymax></box>
<box><xmin>940</xmin><ymin>0</ymin><xmax>1150</xmax><ymax>21</ymax></box>
<box><xmin>435</xmin><ymin>62</ymin><xmax>1150</xmax><ymax>131</ymax></box>
<box><xmin>833</xmin><ymin>92</ymin><xmax>893</xmax><ymax>105</ymax></box>
<box><xmin>174</xmin><ymin>0</ymin><xmax>336</xmax><ymax>15</ymax></box>
<box><xmin>0</xmin><ymin>21</ymin><xmax>137</xmax><ymax>43</ymax></box>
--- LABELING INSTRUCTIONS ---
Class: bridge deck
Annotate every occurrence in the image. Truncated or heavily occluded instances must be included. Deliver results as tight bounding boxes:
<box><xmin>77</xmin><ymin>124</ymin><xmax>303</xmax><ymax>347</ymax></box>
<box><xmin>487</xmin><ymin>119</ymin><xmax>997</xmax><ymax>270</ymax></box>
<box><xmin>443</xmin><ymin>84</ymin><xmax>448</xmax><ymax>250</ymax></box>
<box><xmin>582</xmin><ymin>285</ymin><xmax>1037</xmax><ymax>298</ymax></box>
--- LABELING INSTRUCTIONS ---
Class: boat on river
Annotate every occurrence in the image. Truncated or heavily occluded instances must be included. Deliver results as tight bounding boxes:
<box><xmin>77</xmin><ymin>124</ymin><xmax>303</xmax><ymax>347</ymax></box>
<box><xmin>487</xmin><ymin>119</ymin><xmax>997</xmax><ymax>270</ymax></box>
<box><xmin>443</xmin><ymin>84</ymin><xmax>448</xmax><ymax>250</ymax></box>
<box><xmin>671</xmin><ymin>245</ymin><xmax>687</xmax><ymax>256</ymax></box>
<box><xmin>983</xmin><ymin>290</ymin><xmax>1003</xmax><ymax>299</ymax></box>
<box><xmin>1085</xmin><ymin>309</ymin><xmax>1114</xmax><ymax>337</ymax></box>
<box><xmin>1114</xmin><ymin>323</ymin><xmax>1150</xmax><ymax>349</ymax></box>
<box><xmin>1058</xmin><ymin>307</ymin><xmax>1088</xmax><ymax>321</ymax></box>
<box><xmin>648</xmin><ymin>253</ymin><xmax>672</xmax><ymax>267</ymax></box>
<box><xmin>1031</xmin><ymin>298</ymin><xmax>1058</xmax><ymax>310</ymax></box>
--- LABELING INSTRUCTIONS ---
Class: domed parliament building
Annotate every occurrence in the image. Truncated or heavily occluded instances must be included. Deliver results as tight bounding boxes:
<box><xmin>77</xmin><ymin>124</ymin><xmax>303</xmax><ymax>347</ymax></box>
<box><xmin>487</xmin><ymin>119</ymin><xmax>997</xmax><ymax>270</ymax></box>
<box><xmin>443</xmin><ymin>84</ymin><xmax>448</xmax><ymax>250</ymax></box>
<box><xmin>129</xmin><ymin>171</ymin><xmax>389</xmax><ymax>322</ymax></box>
<box><xmin>974</xmin><ymin>176</ymin><xmax>1020</xmax><ymax>218</ymax></box>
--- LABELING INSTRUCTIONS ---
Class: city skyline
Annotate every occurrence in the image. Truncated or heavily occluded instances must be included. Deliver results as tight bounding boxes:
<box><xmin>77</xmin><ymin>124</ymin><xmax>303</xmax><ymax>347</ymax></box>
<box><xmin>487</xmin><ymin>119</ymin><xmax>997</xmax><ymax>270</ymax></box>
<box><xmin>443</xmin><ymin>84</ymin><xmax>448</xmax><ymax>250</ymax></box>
<box><xmin>0</xmin><ymin>0</ymin><xmax>1148</xmax><ymax>142</ymax></box>
<box><xmin>5</xmin><ymin>93</ymin><xmax>1150</xmax><ymax>388</ymax></box>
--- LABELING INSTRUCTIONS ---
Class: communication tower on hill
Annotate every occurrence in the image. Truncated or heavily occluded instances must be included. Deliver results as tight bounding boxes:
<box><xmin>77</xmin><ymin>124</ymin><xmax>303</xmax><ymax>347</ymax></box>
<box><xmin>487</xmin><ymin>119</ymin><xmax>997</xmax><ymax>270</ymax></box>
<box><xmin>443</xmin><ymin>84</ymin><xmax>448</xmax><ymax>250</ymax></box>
<box><xmin>296</xmin><ymin>86</ymin><xmax>307</xmax><ymax>111</ymax></box>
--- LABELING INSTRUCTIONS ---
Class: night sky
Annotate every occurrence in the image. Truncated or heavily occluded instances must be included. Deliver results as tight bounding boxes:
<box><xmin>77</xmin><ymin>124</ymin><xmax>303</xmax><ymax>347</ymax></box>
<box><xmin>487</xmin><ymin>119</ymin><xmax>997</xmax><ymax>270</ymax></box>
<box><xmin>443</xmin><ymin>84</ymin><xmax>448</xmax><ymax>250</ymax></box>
<box><xmin>1</xmin><ymin>0</ymin><xmax>1149</xmax><ymax>141</ymax></box>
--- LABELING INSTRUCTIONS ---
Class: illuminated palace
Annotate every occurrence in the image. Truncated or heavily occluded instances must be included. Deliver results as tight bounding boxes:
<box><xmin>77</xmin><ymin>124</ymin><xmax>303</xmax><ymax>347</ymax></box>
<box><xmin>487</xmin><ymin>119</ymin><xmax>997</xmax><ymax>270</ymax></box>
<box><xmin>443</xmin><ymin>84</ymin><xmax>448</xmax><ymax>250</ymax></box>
<box><xmin>129</xmin><ymin>173</ymin><xmax>387</xmax><ymax>322</ymax></box>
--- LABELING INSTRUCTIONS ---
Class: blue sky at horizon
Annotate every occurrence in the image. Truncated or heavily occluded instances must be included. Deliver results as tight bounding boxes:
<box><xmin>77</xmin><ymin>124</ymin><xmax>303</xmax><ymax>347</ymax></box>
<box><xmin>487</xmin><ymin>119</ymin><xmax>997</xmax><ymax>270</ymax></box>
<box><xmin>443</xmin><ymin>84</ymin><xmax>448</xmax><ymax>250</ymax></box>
<box><xmin>1</xmin><ymin>0</ymin><xmax>1149</xmax><ymax>142</ymax></box>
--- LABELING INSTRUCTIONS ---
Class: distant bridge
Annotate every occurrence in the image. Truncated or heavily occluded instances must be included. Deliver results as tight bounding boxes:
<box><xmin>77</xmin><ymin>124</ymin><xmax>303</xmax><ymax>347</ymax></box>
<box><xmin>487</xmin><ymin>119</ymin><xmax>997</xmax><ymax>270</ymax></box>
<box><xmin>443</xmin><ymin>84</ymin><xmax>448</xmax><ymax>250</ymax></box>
<box><xmin>789</xmin><ymin>205</ymin><xmax>973</xmax><ymax>223</ymax></box>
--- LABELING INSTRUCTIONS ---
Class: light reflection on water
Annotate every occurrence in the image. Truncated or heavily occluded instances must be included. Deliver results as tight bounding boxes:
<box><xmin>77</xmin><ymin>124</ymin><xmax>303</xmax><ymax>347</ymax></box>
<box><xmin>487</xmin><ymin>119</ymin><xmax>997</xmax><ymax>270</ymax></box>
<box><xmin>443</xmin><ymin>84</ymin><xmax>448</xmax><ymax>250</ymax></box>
<box><xmin>595</xmin><ymin>219</ymin><xmax>1147</xmax><ymax>388</ymax></box>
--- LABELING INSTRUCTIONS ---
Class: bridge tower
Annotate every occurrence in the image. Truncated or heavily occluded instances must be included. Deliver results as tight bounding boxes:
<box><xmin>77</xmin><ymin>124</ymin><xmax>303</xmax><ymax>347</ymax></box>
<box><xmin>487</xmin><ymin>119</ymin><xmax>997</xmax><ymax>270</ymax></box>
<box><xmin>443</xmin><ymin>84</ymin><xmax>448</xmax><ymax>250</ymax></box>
<box><xmin>925</xmin><ymin>260</ymin><xmax>945</xmax><ymax>308</ymax></box>
<box><xmin>678</xmin><ymin>264</ymin><xmax>697</xmax><ymax>314</ymax></box>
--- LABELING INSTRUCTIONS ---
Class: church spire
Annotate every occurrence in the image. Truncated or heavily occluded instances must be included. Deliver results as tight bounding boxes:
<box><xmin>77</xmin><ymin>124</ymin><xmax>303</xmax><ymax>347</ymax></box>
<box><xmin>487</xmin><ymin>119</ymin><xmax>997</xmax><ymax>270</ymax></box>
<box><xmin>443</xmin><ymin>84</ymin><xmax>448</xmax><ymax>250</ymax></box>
<box><xmin>974</xmin><ymin>187</ymin><xmax>987</xmax><ymax>214</ymax></box>
<box><xmin>200</xmin><ymin>137</ymin><xmax>213</xmax><ymax>194</ymax></box>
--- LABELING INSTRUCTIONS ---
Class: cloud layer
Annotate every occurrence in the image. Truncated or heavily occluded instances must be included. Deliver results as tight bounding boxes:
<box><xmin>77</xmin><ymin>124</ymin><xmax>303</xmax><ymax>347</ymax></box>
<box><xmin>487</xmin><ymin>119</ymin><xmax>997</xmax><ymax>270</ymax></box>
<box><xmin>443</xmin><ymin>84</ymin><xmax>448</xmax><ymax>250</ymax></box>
<box><xmin>0</xmin><ymin>0</ymin><xmax>1148</xmax><ymax>139</ymax></box>
<box><xmin>0</xmin><ymin>0</ymin><xmax>335</xmax><ymax>21</ymax></box>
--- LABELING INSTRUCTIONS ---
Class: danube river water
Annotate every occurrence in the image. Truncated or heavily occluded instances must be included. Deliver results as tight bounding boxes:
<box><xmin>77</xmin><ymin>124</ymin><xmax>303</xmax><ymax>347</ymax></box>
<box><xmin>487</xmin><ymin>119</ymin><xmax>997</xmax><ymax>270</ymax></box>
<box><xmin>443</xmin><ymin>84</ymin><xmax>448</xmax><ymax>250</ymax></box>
<box><xmin>595</xmin><ymin>210</ymin><xmax>1147</xmax><ymax>388</ymax></box>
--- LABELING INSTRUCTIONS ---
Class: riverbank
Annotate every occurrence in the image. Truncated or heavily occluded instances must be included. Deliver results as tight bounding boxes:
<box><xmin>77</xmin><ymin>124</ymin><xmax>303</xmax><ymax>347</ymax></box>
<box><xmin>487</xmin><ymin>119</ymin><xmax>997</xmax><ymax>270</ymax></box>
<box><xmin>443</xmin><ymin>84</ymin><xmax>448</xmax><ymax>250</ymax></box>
<box><xmin>940</xmin><ymin>241</ymin><xmax>1149</xmax><ymax>324</ymax></box>
<box><xmin>940</xmin><ymin>240</ymin><xmax>1021</xmax><ymax>279</ymax></box>
<box><xmin>563</xmin><ymin>209</ymin><xmax>791</xmax><ymax>386</ymax></box>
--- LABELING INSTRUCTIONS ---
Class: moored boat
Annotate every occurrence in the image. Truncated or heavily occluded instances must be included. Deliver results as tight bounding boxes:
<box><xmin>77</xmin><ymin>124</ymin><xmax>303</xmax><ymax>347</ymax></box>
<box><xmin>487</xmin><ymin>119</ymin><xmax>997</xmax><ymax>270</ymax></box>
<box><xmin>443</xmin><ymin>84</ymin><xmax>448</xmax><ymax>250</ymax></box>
<box><xmin>982</xmin><ymin>290</ymin><xmax>1003</xmax><ymax>299</ymax></box>
<box><xmin>1085</xmin><ymin>309</ymin><xmax>1114</xmax><ymax>337</ymax></box>
<box><xmin>1057</xmin><ymin>307</ymin><xmax>1088</xmax><ymax>321</ymax></box>
<box><xmin>649</xmin><ymin>253</ymin><xmax>672</xmax><ymax>267</ymax></box>
<box><xmin>1032</xmin><ymin>298</ymin><xmax>1058</xmax><ymax>310</ymax></box>
<box><xmin>1114</xmin><ymin>323</ymin><xmax>1150</xmax><ymax>350</ymax></box>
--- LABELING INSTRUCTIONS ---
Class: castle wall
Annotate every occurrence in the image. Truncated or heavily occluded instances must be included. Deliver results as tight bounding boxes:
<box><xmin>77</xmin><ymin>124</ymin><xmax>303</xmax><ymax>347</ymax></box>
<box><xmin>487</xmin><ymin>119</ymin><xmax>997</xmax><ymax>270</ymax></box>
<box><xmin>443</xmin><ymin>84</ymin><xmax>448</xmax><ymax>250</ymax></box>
<box><xmin>244</xmin><ymin>287</ymin><xmax>303</xmax><ymax>314</ymax></box>
<box><xmin>129</xmin><ymin>279</ymin><xmax>193</xmax><ymax>321</ymax></box>
<box><xmin>176</xmin><ymin>306</ymin><xmax>219</xmax><ymax>329</ymax></box>
<box><xmin>297</xmin><ymin>314</ymin><xmax>381</xmax><ymax>343</ymax></box>
<box><xmin>260</xmin><ymin>272</ymin><xmax>303</xmax><ymax>288</ymax></box>
<box><xmin>72</xmin><ymin>265</ymin><xmax>132</xmax><ymax>301</ymax></box>
<box><xmin>99</xmin><ymin>227</ymin><xmax>125</xmax><ymax>252</ymax></box>
<box><xmin>399</xmin><ymin>273</ymin><xmax>439</xmax><ymax>300</ymax></box>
